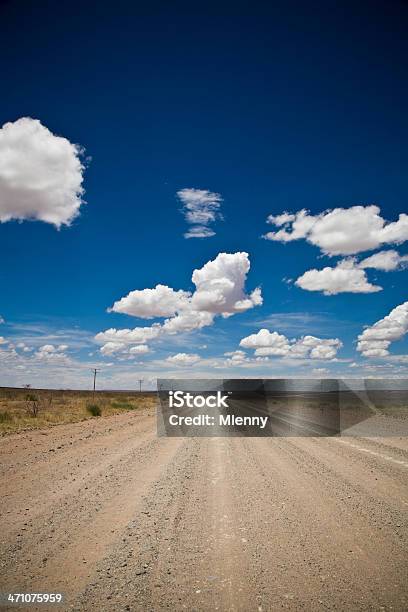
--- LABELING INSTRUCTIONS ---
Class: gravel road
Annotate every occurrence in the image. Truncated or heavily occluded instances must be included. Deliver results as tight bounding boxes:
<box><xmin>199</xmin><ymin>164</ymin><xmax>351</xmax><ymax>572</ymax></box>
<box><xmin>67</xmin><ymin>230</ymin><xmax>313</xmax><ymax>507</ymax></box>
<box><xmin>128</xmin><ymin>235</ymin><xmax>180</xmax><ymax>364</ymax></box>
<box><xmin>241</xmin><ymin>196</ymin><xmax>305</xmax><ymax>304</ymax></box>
<box><xmin>1</xmin><ymin>406</ymin><xmax>407</xmax><ymax>611</ymax></box>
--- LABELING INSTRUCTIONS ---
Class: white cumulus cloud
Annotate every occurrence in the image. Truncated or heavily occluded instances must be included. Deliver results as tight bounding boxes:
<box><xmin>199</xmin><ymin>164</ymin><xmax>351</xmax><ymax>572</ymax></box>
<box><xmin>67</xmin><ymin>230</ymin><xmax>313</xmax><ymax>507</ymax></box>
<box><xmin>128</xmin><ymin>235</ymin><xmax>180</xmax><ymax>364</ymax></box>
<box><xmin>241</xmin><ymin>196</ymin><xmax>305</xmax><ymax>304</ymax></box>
<box><xmin>166</xmin><ymin>353</ymin><xmax>201</xmax><ymax>366</ymax></box>
<box><xmin>109</xmin><ymin>285</ymin><xmax>191</xmax><ymax>319</ymax></box>
<box><xmin>191</xmin><ymin>252</ymin><xmax>262</xmax><ymax>315</ymax></box>
<box><xmin>96</xmin><ymin>252</ymin><xmax>262</xmax><ymax>354</ymax></box>
<box><xmin>294</xmin><ymin>336</ymin><xmax>341</xmax><ymax>360</ymax></box>
<box><xmin>263</xmin><ymin>205</ymin><xmax>408</xmax><ymax>256</ymax></box>
<box><xmin>0</xmin><ymin>117</ymin><xmax>86</xmax><ymax>227</ymax></box>
<box><xmin>295</xmin><ymin>259</ymin><xmax>382</xmax><ymax>295</ymax></box>
<box><xmin>37</xmin><ymin>344</ymin><xmax>58</xmax><ymax>354</ymax></box>
<box><xmin>161</xmin><ymin>310</ymin><xmax>215</xmax><ymax>334</ymax></box>
<box><xmin>177</xmin><ymin>188</ymin><xmax>222</xmax><ymax>239</ymax></box>
<box><xmin>240</xmin><ymin>329</ymin><xmax>342</xmax><ymax>360</ymax></box>
<box><xmin>224</xmin><ymin>350</ymin><xmax>248</xmax><ymax>364</ymax></box>
<box><xmin>99</xmin><ymin>342</ymin><xmax>151</xmax><ymax>356</ymax></box>
<box><xmin>240</xmin><ymin>329</ymin><xmax>290</xmax><ymax>356</ymax></box>
<box><xmin>95</xmin><ymin>325</ymin><xmax>161</xmax><ymax>349</ymax></box>
<box><xmin>99</xmin><ymin>341</ymin><xmax>151</xmax><ymax>357</ymax></box>
<box><xmin>358</xmin><ymin>250</ymin><xmax>408</xmax><ymax>271</ymax></box>
<box><xmin>35</xmin><ymin>343</ymin><xmax>70</xmax><ymax>363</ymax></box>
<box><xmin>100</xmin><ymin>341</ymin><xmax>127</xmax><ymax>355</ymax></box>
<box><xmin>129</xmin><ymin>344</ymin><xmax>150</xmax><ymax>355</ymax></box>
<box><xmin>357</xmin><ymin>301</ymin><xmax>408</xmax><ymax>357</ymax></box>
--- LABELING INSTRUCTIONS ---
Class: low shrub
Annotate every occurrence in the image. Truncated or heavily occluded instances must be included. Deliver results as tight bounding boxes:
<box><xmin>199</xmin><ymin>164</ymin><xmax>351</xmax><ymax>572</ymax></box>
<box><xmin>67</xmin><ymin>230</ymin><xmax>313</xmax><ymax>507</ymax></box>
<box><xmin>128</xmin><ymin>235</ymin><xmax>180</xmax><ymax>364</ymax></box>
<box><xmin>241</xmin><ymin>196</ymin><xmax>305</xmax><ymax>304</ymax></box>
<box><xmin>86</xmin><ymin>403</ymin><xmax>102</xmax><ymax>417</ymax></box>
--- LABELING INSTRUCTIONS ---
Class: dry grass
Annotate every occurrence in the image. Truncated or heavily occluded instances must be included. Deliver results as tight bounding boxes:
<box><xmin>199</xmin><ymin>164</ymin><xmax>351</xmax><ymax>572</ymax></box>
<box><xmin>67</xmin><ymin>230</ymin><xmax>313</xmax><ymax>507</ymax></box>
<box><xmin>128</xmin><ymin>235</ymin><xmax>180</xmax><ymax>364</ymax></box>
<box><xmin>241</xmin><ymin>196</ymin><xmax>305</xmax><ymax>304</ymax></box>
<box><xmin>0</xmin><ymin>387</ymin><xmax>157</xmax><ymax>434</ymax></box>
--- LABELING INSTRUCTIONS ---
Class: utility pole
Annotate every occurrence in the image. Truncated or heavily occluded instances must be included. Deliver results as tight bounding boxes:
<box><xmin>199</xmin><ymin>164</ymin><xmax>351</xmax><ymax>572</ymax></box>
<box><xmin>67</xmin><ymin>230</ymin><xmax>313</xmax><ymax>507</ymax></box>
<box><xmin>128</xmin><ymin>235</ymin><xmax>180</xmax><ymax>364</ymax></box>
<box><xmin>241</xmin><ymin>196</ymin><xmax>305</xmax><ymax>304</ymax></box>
<box><xmin>138</xmin><ymin>378</ymin><xmax>143</xmax><ymax>393</ymax></box>
<box><xmin>92</xmin><ymin>368</ymin><xmax>101</xmax><ymax>395</ymax></box>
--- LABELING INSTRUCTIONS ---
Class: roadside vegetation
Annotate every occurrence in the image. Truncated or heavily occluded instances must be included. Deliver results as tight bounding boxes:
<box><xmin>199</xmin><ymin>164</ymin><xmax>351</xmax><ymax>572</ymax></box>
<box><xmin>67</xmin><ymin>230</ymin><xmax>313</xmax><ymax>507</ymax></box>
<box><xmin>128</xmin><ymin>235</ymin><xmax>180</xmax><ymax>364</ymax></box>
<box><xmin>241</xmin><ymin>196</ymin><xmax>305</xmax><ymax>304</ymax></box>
<box><xmin>86</xmin><ymin>403</ymin><xmax>102</xmax><ymax>417</ymax></box>
<box><xmin>0</xmin><ymin>387</ymin><xmax>156</xmax><ymax>434</ymax></box>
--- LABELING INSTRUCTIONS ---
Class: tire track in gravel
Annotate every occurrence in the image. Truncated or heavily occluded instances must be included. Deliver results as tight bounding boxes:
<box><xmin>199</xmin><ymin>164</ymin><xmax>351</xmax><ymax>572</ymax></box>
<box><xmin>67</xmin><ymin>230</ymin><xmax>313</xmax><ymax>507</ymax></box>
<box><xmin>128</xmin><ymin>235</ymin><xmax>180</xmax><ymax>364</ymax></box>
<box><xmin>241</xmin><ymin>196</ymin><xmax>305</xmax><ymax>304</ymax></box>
<box><xmin>291</xmin><ymin>436</ymin><xmax>408</xmax><ymax>509</ymax></box>
<box><xmin>239</xmin><ymin>437</ymin><xmax>408</xmax><ymax>610</ymax></box>
<box><xmin>74</xmin><ymin>437</ymin><xmax>259</xmax><ymax>612</ymax></box>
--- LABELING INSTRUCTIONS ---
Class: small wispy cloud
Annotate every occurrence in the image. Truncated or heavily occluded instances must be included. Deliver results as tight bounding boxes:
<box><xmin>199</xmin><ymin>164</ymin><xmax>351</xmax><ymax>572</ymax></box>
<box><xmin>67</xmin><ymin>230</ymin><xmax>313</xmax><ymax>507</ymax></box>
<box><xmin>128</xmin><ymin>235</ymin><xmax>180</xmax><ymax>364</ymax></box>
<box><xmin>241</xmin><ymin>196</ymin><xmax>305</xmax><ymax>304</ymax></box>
<box><xmin>5</xmin><ymin>321</ymin><xmax>95</xmax><ymax>350</ymax></box>
<box><xmin>243</xmin><ymin>312</ymin><xmax>333</xmax><ymax>334</ymax></box>
<box><xmin>177</xmin><ymin>188</ymin><xmax>223</xmax><ymax>239</ymax></box>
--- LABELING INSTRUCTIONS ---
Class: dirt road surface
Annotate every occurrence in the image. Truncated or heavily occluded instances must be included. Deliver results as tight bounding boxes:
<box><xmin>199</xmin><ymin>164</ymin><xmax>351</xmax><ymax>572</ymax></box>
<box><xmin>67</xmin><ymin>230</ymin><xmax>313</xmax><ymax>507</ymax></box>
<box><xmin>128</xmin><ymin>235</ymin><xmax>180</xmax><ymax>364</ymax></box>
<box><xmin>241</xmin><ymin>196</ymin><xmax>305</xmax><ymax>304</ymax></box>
<box><xmin>1</xmin><ymin>405</ymin><xmax>407</xmax><ymax>611</ymax></box>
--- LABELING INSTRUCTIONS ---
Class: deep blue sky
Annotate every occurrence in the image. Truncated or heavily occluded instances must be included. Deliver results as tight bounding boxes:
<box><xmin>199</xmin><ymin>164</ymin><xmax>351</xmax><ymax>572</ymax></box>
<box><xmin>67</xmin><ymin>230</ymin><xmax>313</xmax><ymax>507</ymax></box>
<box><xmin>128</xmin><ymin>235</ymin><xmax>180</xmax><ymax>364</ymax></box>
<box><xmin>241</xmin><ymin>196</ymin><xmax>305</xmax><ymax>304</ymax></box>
<box><xmin>1</xmin><ymin>0</ymin><xmax>407</xmax><ymax>386</ymax></box>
